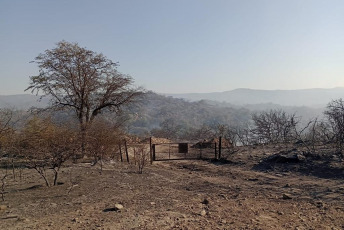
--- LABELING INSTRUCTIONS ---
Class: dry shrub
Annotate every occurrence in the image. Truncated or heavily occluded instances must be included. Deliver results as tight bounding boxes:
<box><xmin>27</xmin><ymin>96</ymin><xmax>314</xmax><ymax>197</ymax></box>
<box><xmin>87</xmin><ymin>119</ymin><xmax>122</xmax><ymax>173</ymax></box>
<box><xmin>19</xmin><ymin>116</ymin><xmax>77</xmax><ymax>187</ymax></box>
<box><xmin>133</xmin><ymin>145</ymin><xmax>149</xmax><ymax>174</ymax></box>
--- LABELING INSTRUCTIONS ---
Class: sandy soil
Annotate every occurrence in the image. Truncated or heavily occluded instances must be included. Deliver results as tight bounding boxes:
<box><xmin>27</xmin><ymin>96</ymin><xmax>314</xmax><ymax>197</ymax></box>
<box><xmin>0</xmin><ymin>145</ymin><xmax>343</xmax><ymax>230</ymax></box>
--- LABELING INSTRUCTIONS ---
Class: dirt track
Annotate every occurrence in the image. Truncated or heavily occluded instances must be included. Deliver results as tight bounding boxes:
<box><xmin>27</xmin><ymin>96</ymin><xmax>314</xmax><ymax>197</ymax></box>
<box><xmin>0</xmin><ymin>145</ymin><xmax>343</xmax><ymax>229</ymax></box>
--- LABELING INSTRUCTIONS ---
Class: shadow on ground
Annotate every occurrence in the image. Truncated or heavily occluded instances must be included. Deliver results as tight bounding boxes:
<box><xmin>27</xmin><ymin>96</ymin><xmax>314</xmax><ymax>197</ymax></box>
<box><xmin>252</xmin><ymin>152</ymin><xmax>344</xmax><ymax>180</ymax></box>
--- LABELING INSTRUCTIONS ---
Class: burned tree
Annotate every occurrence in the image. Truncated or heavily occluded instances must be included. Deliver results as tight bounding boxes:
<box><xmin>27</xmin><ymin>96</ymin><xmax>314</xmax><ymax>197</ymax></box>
<box><xmin>252</xmin><ymin>110</ymin><xmax>298</xmax><ymax>144</ymax></box>
<box><xmin>26</xmin><ymin>41</ymin><xmax>143</xmax><ymax>156</ymax></box>
<box><xmin>324</xmin><ymin>99</ymin><xmax>344</xmax><ymax>150</ymax></box>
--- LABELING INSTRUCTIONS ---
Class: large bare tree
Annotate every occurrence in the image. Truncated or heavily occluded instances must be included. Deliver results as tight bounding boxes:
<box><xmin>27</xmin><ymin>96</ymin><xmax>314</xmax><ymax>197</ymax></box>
<box><xmin>26</xmin><ymin>41</ymin><xmax>143</xmax><ymax>156</ymax></box>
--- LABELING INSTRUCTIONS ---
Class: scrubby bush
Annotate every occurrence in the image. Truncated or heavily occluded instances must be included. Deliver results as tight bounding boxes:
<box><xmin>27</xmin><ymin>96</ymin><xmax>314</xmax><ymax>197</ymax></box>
<box><xmin>19</xmin><ymin>116</ymin><xmax>78</xmax><ymax>186</ymax></box>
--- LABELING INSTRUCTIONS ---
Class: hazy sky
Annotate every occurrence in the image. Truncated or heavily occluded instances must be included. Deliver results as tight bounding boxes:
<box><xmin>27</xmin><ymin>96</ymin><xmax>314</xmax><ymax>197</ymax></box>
<box><xmin>1</xmin><ymin>0</ymin><xmax>344</xmax><ymax>95</ymax></box>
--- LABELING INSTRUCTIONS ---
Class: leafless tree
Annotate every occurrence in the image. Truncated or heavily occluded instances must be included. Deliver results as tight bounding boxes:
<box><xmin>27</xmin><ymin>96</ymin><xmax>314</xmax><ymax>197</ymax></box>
<box><xmin>26</xmin><ymin>41</ymin><xmax>144</xmax><ymax>156</ymax></box>
<box><xmin>252</xmin><ymin>109</ymin><xmax>298</xmax><ymax>145</ymax></box>
<box><xmin>293</xmin><ymin>119</ymin><xmax>317</xmax><ymax>153</ymax></box>
<box><xmin>324</xmin><ymin>99</ymin><xmax>344</xmax><ymax>151</ymax></box>
<box><xmin>235</xmin><ymin>125</ymin><xmax>254</xmax><ymax>146</ymax></box>
<box><xmin>292</xmin><ymin>116</ymin><xmax>336</xmax><ymax>155</ymax></box>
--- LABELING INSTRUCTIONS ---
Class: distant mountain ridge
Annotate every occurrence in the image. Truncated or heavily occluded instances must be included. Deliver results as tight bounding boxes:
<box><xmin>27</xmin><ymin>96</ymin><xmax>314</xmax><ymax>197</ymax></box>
<box><xmin>165</xmin><ymin>88</ymin><xmax>344</xmax><ymax>107</ymax></box>
<box><xmin>0</xmin><ymin>94</ymin><xmax>49</xmax><ymax>109</ymax></box>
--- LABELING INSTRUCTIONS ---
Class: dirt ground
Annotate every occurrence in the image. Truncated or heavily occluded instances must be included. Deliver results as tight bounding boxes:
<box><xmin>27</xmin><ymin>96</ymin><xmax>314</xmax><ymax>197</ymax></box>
<box><xmin>0</xmin><ymin>145</ymin><xmax>343</xmax><ymax>230</ymax></box>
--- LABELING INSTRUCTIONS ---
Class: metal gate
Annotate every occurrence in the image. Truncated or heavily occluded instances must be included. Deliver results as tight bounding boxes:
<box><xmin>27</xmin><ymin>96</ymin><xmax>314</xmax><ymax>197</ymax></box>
<box><xmin>152</xmin><ymin>142</ymin><xmax>216</xmax><ymax>161</ymax></box>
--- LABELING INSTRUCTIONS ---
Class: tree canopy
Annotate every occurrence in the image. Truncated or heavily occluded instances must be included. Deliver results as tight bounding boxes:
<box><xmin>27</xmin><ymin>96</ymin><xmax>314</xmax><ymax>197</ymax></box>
<box><xmin>26</xmin><ymin>41</ymin><xmax>143</xmax><ymax>128</ymax></box>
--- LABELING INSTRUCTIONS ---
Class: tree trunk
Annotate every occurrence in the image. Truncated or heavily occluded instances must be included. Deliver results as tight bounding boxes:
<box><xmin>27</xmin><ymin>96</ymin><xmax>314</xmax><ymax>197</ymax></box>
<box><xmin>34</xmin><ymin>166</ymin><xmax>50</xmax><ymax>187</ymax></box>
<box><xmin>80</xmin><ymin>124</ymin><xmax>88</xmax><ymax>158</ymax></box>
<box><xmin>53</xmin><ymin>168</ymin><xmax>59</xmax><ymax>186</ymax></box>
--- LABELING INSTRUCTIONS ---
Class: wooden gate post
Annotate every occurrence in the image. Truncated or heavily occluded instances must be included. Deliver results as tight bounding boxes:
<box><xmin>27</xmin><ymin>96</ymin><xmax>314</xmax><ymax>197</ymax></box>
<box><xmin>219</xmin><ymin>136</ymin><xmax>222</xmax><ymax>159</ymax></box>
<box><xmin>149</xmin><ymin>137</ymin><xmax>153</xmax><ymax>164</ymax></box>
<box><xmin>215</xmin><ymin>142</ymin><xmax>217</xmax><ymax>159</ymax></box>
<box><xmin>124</xmin><ymin>139</ymin><xmax>129</xmax><ymax>163</ymax></box>
<box><xmin>152</xmin><ymin>144</ymin><xmax>156</xmax><ymax>161</ymax></box>
<box><xmin>119</xmin><ymin>143</ymin><xmax>123</xmax><ymax>162</ymax></box>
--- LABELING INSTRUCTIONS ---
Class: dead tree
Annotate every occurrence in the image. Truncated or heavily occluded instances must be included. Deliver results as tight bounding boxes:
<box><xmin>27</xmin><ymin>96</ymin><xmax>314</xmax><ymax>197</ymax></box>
<box><xmin>252</xmin><ymin>109</ymin><xmax>298</xmax><ymax>145</ymax></box>
<box><xmin>324</xmin><ymin>99</ymin><xmax>344</xmax><ymax>151</ymax></box>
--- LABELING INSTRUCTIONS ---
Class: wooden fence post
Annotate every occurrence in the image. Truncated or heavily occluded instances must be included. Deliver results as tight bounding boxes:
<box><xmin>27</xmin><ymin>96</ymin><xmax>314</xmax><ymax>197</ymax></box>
<box><xmin>133</xmin><ymin>148</ymin><xmax>137</xmax><ymax>165</ymax></box>
<box><xmin>119</xmin><ymin>143</ymin><xmax>123</xmax><ymax>162</ymax></box>
<box><xmin>215</xmin><ymin>142</ymin><xmax>217</xmax><ymax>159</ymax></box>
<box><xmin>150</xmin><ymin>137</ymin><xmax>153</xmax><ymax>164</ymax></box>
<box><xmin>219</xmin><ymin>136</ymin><xmax>222</xmax><ymax>159</ymax></box>
<box><xmin>124</xmin><ymin>139</ymin><xmax>129</xmax><ymax>163</ymax></box>
<box><xmin>152</xmin><ymin>144</ymin><xmax>156</xmax><ymax>161</ymax></box>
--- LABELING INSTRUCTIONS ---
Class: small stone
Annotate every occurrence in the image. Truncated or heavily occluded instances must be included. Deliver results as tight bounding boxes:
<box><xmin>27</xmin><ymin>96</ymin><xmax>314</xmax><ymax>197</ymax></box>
<box><xmin>115</xmin><ymin>204</ymin><xmax>123</xmax><ymax>210</ymax></box>
<box><xmin>200</xmin><ymin>209</ymin><xmax>207</xmax><ymax>216</ymax></box>
<box><xmin>150</xmin><ymin>202</ymin><xmax>156</xmax><ymax>205</ymax></box>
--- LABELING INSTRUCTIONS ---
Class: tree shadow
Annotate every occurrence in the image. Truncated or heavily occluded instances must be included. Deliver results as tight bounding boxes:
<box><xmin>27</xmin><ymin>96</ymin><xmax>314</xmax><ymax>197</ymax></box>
<box><xmin>18</xmin><ymin>184</ymin><xmax>43</xmax><ymax>191</ymax></box>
